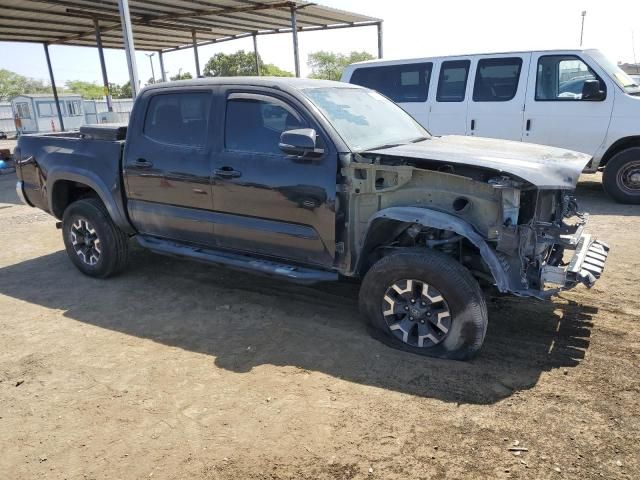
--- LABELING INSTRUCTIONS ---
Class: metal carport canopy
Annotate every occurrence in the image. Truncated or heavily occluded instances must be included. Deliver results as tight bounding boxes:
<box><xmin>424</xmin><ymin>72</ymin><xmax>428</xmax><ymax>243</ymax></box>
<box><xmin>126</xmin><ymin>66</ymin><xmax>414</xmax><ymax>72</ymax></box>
<box><xmin>0</xmin><ymin>1</ymin><xmax>382</xmax><ymax>69</ymax></box>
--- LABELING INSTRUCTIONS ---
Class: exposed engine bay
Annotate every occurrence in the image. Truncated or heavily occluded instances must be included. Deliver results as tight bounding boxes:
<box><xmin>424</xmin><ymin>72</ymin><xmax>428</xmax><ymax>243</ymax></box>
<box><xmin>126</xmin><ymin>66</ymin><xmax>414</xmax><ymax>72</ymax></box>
<box><xmin>341</xmin><ymin>149</ymin><xmax>609</xmax><ymax>299</ymax></box>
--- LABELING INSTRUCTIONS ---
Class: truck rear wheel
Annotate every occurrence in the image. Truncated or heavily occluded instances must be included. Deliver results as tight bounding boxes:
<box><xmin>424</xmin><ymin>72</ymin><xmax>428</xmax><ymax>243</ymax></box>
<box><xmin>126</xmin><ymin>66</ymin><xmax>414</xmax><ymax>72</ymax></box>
<box><xmin>603</xmin><ymin>147</ymin><xmax>640</xmax><ymax>204</ymax></box>
<box><xmin>359</xmin><ymin>249</ymin><xmax>487</xmax><ymax>360</ymax></box>
<box><xmin>62</xmin><ymin>198</ymin><xmax>129</xmax><ymax>278</ymax></box>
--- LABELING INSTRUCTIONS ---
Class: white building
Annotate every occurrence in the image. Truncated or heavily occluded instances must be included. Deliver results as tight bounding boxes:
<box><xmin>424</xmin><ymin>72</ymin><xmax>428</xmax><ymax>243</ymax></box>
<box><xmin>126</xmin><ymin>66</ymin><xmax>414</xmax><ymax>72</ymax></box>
<box><xmin>11</xmin><ymin>93</ymin><xmax>85</xmax><ymax>134</ymax></box>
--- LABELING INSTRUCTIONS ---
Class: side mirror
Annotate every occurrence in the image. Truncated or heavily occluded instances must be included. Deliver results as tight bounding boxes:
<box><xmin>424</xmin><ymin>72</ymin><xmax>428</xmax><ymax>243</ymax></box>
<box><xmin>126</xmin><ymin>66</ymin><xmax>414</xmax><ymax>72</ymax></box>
<box><xmin>279</xmin><ymin>128</ymin><xmax>323</xmax><ymax>157</ymax></box>
<box><xmin>582</xmin><ymin>79</ymin><xmax>605</xmax><ymax>101</ymax></box>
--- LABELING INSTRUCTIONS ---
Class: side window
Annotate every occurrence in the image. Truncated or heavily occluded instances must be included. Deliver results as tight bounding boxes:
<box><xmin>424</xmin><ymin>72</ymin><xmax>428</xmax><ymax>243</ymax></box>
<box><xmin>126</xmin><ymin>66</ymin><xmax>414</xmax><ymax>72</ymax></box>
<box><xmin>16</xmin><ymin>102</ymin><xmax>31</xmax><ymax>119</ymax></box>
<box><xmin>472</xmin><ymin>57</ymin><xmax>523</xmax><ymax>102</ymax></box>
<box><xmin>436</xmin><ymin>60</ymin><xmax>471</xmax><ymax>102</ymax></box>
<box><xmin>67</xmin><ymin>100</ymin><xmax>83</xmax><ymax>116</ymax></box>
<box><xmin>225</xmin><ymin>97</ymin><xmax>304</xmax><ymax>155</ymax></box>
<box><xmin>37</xmin><ymin>102</ymin><xmax>54</xmax><ymax>117</ymax></box>
<box><xmin>143</xmin><ymin>92</ymin><xmax>210</xmax><ymax>147</ymax></box>
<box><xmin>349</xmin><ymin>63</ymin><xmax>432</xmax><ymax>102</ymax></box>
<box><xmin>536</xmin><ymin>55</ymin><xmax>604</xmax><ymax>101</ymax></box>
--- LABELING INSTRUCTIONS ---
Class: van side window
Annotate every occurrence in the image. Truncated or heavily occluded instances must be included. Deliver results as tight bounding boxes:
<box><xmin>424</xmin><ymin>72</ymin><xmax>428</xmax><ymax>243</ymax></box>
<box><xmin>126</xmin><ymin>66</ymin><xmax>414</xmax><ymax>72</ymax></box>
<box><xmin>349</xmin><ymin>63</ymin><xmax>432</xmax><ymax>102</ymax></box>
<box><xmin>143</xmin><ymin>92</ymin><xmax>211</xmax><ymax>147</ymax></box>
<box><xmin>536</xmin><ymin>55</ymin><xmax>605</xmax><ymax>101</ymax></box>
<box><xmin>472</xmin><ymin>57</ymin><xmax>523</xmax><ymax>102</ymax></box>
<box><xmin>436</xmin><ymin>60</ymin><xmax>471</xmax><ymax>102</ymax></box>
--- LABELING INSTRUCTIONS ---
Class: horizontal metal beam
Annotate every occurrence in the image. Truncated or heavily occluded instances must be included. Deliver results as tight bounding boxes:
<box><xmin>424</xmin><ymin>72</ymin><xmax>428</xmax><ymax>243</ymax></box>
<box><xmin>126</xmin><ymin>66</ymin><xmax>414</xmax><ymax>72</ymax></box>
<box><xmin>161</xmin><ymin>20</ymin><xmax>381</xmax><ymax>53</ymax></box>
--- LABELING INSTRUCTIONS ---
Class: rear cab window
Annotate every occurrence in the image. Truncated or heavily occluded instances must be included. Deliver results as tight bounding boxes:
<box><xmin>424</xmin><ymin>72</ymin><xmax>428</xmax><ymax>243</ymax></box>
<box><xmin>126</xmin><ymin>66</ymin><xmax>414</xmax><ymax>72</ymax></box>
<box><xmin>436</xmin><ymin>60</ymin><xmax>471</xmax><ymax>102</ymax></box>
<box><xmin>349</xmin><ymin>62</ymin><xmax>433</xmax><ymax>102</ymax></box>
<box><xmin>472</xmin><ymin>57</ymin><xmax>523</xmax><ymax>101</ymax></box>
<box><xmin>143</xmin><ymin>92</ymin><xmax>211</xmax><ymax>147</ymax></box>
<box><xmin>536</xmin><ymin>55</ymin><xmax>605</xmax><ymax>101</ymax></box>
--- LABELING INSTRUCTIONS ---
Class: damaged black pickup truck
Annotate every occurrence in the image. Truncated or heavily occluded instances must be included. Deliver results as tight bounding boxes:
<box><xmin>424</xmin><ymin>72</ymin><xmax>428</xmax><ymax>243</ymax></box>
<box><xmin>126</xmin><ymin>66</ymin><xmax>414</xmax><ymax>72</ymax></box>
<box><xmin>15</xmin><ymin>78</ymin><xmax>609</xmax><ymax>360</ymax></box>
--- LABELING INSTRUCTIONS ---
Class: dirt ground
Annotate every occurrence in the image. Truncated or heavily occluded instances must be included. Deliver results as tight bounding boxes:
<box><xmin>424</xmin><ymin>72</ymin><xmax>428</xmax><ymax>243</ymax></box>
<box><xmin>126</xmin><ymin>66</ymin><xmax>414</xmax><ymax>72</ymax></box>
<box><xmin>0</xmin><ymin>157</ymin><xmax>639</xmax><ymax>479</ymax></box>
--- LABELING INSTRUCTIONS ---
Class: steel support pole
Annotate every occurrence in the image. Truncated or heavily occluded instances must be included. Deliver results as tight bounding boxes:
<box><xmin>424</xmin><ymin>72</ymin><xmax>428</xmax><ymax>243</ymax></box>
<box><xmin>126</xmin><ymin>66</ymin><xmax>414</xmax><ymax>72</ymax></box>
<box><xmin>192</xmin><ymin>30</ymin><xmax>201</xmax><ymax>77</ymax></box>
<box><xmin>377</xmin><ymin>22</ymin><xmax>383</xmax><ymax>59</ymax></box>
<box><xmin>117</xmin><ymin>0</ymin><xmax>140</xmax><ymax>98</ymax></box>
<box><xmin>93</xmin><ymin>18</ymin><xmax>113</xmax><ymax>111</ymax></box>
<box><xmin>158</xmin><ymin>51</ymin><xmax>167</xmax><ymax>82</ymax></box>
<box><xmin>253</xmin><ymin>34</ymin><xmax>261</xmax><ymax>76</ymax></box>
<box><xmin>43</xmin><ymin>43</ymin><xmax>65</xmax><ymax>132</ymax></box>
<box><xmin>290</xmin><ymin>6</ymin><xmax>300</xmax><ymax>77</ymax></box>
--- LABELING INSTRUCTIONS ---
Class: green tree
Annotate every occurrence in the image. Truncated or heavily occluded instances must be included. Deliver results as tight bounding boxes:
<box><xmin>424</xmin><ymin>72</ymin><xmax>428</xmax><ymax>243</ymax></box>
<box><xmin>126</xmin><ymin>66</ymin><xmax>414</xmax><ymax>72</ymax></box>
<box><xmin>109</xmin><ymin>82</ymin><xmax>132</xmax><ymax>99</ymax></box>
<box><xmin>0</xmin><ymin>69</ymin><xmax>50</xmax><ymax>101</ymax></box>
<box><xmin>261</xmin><ymin>63</ymin><xmax>293</xmax><ymax>77</ymax></box>
<box><xmin>170</xmin><ymin>71</ymin><xmax>193</xmax><ymax>81</ymax></box>
<box><xmin>307</xmin><ymin>51</ymin><xmax>375</xmax><ymax>81</ymax></box>
<box><xmin>203</xmin><ymin>50</ymin><xmax>292</xmax><ymax>77</ymax></box>
<box><xmin>64</xmin><ymin>80</ymin><xmax>105</xmax><ymax>99</ymax></box>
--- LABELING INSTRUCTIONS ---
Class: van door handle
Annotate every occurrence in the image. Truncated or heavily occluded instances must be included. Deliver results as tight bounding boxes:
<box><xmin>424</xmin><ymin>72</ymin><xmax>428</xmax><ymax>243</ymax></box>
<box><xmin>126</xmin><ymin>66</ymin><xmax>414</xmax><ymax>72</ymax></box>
<box><xmin>213</xmin><ymin>167</ymin><xmax>242</xmax><ymax>179</ymax></box>
<box><xmin>526</xmin><ymin>119</ymin><xmax>531</xmax><ymax>131</ymax></box>
<box><xmin>134</xmin><ymin>158</ymin><xmax>153</xmax><ymax>168</ymax></box>
<box><xmin>470</xmin><ymin>119</ymin><xmax>475</xmax><ymax>131</ymax></box>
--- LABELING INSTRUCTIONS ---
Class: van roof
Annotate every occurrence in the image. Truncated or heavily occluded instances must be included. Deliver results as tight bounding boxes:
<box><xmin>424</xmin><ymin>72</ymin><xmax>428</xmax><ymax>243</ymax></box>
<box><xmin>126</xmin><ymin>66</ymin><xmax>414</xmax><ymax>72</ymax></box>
<box><xmin>347</xmin><ymin>48</ymin><xmax>600</xmax><ymax>68</ymax></box>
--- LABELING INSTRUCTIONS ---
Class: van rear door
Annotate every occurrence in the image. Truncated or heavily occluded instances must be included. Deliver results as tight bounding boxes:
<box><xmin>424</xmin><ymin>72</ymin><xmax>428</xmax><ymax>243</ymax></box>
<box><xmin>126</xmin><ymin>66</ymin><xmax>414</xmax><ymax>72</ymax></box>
<box><xmin>466</xmin><ymin>54</ymin><xmax>530</xmax><ymax>140</ymax></box>
<box><xmin>522</xmin><ymin>52</ymin><xmax>613</xmax><ymax>155</ymax></box>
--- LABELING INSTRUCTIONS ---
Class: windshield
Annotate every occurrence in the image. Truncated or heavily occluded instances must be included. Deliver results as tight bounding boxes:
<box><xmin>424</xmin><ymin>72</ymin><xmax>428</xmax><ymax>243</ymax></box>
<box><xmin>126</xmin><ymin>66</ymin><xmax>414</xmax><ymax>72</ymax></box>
<box><xmin>588</xmin><ymin>50</ymin><xmax>640</xmax><ymax>94</ymax></box>
<box><xmin>302</xmin><ymin>87</ymin><xmax>430</xmax><ymax>152</ymax></box>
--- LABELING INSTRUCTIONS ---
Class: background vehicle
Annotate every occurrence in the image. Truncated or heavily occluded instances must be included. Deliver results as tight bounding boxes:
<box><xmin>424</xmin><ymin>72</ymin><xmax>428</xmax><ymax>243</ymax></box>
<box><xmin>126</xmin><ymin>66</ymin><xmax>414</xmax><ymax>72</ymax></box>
<box><xmin>342</xmin><ymin>49</ymin><xmax>640</xmax><ymax>204</ymax></box>
<box><xmin>14</xmin><ymin>78</ymin><xmax>608</xmax><ymax>360</ymax></box>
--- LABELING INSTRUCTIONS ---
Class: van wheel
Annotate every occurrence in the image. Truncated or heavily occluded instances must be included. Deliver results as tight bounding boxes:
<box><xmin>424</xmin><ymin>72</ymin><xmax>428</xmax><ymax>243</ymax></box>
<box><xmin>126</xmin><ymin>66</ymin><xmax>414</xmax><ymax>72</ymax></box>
<box><xmin>62</xmin><ymin>198</ymin><xmax>129</xmax><ymax>278</ymax></box>
<box><xmin>359</xmin><ymin>249</ymin><xmax>487</xmax><ymax>361</ymax></box>
<box><xmin>603</xmin><ymin>147</ymin><xmax>640</xmax><ymax>204</ymax></box>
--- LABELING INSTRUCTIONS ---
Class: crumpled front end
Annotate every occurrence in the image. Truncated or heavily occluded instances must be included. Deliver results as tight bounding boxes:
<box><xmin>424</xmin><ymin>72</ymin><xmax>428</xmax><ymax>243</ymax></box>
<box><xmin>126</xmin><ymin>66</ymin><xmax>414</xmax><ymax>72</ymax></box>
<box><xmin>494</xmin><ymin>188</ymin><xmax>610</xmax><ymax>298</ymax></box>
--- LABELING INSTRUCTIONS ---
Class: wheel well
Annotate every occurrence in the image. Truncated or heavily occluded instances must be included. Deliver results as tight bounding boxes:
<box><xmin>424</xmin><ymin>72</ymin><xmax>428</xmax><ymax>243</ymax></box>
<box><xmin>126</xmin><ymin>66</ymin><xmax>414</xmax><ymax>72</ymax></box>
<box><xmin>600</xmin><ymin>136</ymin><xmax>640</xmax><ymax>168</ymax></box>
<box><xmin>51</xmin><ymin>180</ymin><xmax>99</xmax><ymax>219</ymax></box>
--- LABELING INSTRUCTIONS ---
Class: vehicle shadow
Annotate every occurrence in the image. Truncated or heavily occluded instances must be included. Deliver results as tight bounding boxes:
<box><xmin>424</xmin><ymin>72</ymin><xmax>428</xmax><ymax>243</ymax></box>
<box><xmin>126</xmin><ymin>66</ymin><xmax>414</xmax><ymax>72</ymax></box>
<box><xmin>575</xmin><ymin>177</ymin><xmax>640</xmax><ymax>216</ymax></box>
<box><xmin>0</xmin><ymin>247</ymin><xmax>595</xmax><ymax>405</ymax></box>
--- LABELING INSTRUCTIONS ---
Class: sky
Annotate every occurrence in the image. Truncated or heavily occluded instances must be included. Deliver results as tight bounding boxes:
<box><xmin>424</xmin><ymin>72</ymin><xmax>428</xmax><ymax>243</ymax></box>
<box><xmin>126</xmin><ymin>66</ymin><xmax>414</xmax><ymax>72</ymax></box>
<box><xmin>1</xmin><ymin>0</ymin><xmax>639</xmax><ymax>87</ymax></box>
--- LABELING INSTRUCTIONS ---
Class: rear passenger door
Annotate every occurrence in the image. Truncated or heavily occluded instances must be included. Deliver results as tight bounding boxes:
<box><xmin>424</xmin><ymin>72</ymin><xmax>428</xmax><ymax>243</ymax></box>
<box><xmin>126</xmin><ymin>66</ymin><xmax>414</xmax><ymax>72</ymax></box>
<box><xmin>349</xmin><ymin>62</ymin><xmax>433</xmax><ymax>128</ymax></box>
<box><xmin>428</xmin><ymin>58</ymin><xmax>472</xmax><ymax>135</ymax></box>
<box><xmin>123</xmin><ymin>89</ymin><xmax>216</xmax><ymax>246</ymax></box>
<box><xmin>466</xmin><ymin>54</ymin><xmax>530</xmax><ymax>140</ymax></box>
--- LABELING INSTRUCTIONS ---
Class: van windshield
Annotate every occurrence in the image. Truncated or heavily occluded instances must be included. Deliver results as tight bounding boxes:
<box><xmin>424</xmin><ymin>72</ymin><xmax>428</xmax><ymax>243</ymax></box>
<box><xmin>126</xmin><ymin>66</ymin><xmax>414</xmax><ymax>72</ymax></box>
<box><xmin>302</xmin><ymin>87</ymin><xmax>430</xmax><ymax>152</ymax></box>
<box><xmin>588</xmin><ymin>50</ymin><xmax>640</xmax><ymax>95</ymax></box>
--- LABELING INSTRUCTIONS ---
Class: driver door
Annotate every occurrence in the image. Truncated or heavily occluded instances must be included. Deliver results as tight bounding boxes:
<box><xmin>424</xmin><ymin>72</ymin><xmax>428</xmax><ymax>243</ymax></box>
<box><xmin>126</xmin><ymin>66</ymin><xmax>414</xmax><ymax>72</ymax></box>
<box><xmin>210</xmin><ymin>89</ymin><xmax>337</xmax><ymax>267</ymax></box>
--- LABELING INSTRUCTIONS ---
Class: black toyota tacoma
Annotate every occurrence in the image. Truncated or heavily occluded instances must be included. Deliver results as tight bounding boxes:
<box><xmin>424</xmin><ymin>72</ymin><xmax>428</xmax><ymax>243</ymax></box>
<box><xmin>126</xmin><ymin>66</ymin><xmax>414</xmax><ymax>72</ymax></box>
<box><xmin>15</xmin><ymin>78</ymin><xmax>609</xmax><ymax>360</ymax></box>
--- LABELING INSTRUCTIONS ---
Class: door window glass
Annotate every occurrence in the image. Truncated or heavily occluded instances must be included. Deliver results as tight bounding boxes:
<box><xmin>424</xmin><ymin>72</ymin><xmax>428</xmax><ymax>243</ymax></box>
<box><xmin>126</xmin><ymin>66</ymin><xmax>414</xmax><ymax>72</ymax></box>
<box><xmin>436</xmin><ymin>60</ymin><xmax>471</xmax><ymax>102</ymax></box>
<box><xmin>16</xmin><ymin>102</ymin><xmax>30</xmax><ymax>119</ymax></box>
<box><xmin>536</xmin><ymin>55</ymin><xmax>604</xmax><ymax>100</ymax></box>
<box><xmin>143</xmin><ymin>92</ymin><xmax>210</xmax><ymax>147</ymax></box>
<box><xmin>349</xmin><ymin>63</ymin><xmax>432</xmax><ymax>102</ymax></box>
<box><xmin>225</xmin><ymin>98</ymin><xmax>304</xmax><ymax>154</ymax></box>
<box><xmin>472</xmin><ymin>57</ymin><xmax>523</xmax><ymax>102</ymax></box>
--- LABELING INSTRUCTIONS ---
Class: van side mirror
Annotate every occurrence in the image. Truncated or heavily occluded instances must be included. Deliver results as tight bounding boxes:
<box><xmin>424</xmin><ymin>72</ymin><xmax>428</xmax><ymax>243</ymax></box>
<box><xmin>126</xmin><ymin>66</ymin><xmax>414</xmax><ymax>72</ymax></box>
<box><xmin>279</xmin><ymin>128</ymin><xmax>323</xmax><ymax>157</ymax></box>
<box><xmin>582</xmin><ymin>80</ymin><xmax>605</xmax><ymax>101</ymax></box>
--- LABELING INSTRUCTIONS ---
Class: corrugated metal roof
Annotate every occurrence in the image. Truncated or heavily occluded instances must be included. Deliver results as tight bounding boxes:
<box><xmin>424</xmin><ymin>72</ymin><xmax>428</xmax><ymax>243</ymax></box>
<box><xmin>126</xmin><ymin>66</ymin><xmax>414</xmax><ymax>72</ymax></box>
<box><xmin>0</xmin><ymin>0</ymin><xmax>380</xmax><ymax>51</ymax></box>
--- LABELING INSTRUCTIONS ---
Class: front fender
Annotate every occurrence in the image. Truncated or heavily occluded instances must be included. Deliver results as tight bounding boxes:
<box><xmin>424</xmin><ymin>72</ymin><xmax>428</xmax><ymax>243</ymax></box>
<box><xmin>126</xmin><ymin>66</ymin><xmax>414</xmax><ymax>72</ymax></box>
<box><xmin>360</xmin><ymin>206</ymin><xmax>509</xmax><ymax>292</ymax></box>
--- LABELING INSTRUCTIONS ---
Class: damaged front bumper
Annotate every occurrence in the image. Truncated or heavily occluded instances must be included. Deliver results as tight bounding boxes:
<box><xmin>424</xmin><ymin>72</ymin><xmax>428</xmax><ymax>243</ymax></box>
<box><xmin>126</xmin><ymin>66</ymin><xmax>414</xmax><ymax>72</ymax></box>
<box><xmin>541</xmin><ymin>234</ymin><xmax>610</xmax><ymax>289</ymax></box>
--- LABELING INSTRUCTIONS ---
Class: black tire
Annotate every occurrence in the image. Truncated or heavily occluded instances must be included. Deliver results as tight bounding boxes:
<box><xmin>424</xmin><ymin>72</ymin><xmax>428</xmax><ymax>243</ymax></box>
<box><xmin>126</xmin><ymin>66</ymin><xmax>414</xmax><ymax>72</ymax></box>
<box><xmin>602</xmin><ymin>147</ymin><xmax>640</xmax><ymax>204</ymax></box>
<box><xmin>359</xmin><ymin>249</ymin><xmax>488</xmax><ymax>360</ymax></box>
<box><xmin>62</xmin><ymin>197</ymin><xmax>129</xmax><ymax>278</ymax></box>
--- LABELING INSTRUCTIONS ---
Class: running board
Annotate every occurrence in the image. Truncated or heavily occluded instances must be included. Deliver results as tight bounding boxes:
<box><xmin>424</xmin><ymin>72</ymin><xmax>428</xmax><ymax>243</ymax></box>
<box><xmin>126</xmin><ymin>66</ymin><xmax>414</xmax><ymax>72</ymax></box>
<box><xmin>136</xmin><ymin>235</ymin><xmax>338</xmax><ymax>285</ymax></box>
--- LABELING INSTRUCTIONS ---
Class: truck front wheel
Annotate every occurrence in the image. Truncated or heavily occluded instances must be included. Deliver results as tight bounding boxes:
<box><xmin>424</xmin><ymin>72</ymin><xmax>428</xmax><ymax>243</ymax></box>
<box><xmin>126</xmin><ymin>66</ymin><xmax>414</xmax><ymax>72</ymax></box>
<box><xmin>603</xmin><ymin>147</ymin><xmax>640</xmax><ymax>204</ymax></box>
<box><xmin>62</xmin><ymin>198</ymin><xmax>129</xmax><ymax>278</ymax></box>
<box><xmin>359</xmin><ymin>249</ymin><xmax>488</xmax><ymax>360</ymax></box>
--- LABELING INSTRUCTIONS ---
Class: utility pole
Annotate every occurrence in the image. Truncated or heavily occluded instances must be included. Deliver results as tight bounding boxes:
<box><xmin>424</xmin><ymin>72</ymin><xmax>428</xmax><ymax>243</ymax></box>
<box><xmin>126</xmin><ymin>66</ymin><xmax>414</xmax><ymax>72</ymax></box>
<box><xmin>580</xmin><ymin>11</ymin><xmax>587</xmax><ymax>47</ymax></box>
<box><xmin>145</xmin><ymin>53</ymin><xmax>156</xmax><ymax>83</ymax></box>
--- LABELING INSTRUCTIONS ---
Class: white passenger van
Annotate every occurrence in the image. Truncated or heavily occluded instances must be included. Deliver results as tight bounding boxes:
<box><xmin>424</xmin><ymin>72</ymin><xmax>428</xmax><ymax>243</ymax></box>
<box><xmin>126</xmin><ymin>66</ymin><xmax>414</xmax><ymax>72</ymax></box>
<box><xmin>342</xmin><ymin>49</ymin><xmax>640</xmax><ymax>204</ymax></box>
